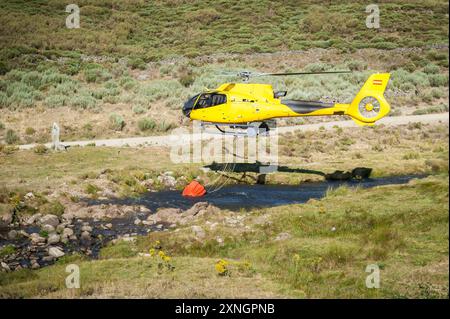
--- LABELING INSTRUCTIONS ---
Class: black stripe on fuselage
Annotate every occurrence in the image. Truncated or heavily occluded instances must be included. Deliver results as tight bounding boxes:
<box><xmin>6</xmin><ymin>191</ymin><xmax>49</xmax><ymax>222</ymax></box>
<box><xmin>282</xmin><ymin>99</ymin><xmax>334</xmax><ymax>114</ymax></box>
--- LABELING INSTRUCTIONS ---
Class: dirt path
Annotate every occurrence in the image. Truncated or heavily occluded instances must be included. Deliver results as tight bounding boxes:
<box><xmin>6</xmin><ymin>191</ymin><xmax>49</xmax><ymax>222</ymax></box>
<box><xmin>19</xmin><ymin>113</ymin><xmax>449</xmax><ymax>150</ymax></box>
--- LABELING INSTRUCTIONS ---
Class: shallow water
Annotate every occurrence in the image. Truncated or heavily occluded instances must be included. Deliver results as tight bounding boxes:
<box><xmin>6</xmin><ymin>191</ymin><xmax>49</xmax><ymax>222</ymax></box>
<box><xmin>91</xmin><ymin>174</ymin><xmax>425</xmax><ymax>211</ymax></box>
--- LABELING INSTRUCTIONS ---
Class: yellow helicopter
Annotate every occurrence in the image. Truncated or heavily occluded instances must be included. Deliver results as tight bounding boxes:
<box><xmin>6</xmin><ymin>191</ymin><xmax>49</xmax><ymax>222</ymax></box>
<box><xmin>182</xmin><ymin>71</ymin><xmax>391</xmax><ymax>136</ymax></box>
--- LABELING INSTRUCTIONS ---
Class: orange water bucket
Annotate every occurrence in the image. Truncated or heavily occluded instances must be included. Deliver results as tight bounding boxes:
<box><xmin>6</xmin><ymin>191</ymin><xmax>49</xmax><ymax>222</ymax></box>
<box><xmin>182</xmin><ymin>180</ymin><xmax>207</xmax><ymax>197</ymax></box>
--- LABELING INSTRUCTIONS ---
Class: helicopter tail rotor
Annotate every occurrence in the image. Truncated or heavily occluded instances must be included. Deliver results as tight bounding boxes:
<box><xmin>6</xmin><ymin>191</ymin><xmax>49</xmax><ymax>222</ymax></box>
<box><xmin>344</xmin><ymin>73</ymin><xmax>391</xmax><ymax>126</ymax></box>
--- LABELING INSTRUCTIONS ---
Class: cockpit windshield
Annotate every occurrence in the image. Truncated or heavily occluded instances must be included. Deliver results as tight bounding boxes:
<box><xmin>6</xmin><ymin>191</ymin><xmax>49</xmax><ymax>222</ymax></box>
<box><xmin>195</xmin><ymin>93</ymin><xmax>227</xmax><ymax>108</ymax></box>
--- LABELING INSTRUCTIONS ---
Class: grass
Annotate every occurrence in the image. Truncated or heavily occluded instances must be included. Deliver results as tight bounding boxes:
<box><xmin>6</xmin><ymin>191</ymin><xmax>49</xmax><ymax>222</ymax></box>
<box><xmin>0</xmin><ymin>175</ymin><xmax>447</xmax><ymax>298</ymax></box>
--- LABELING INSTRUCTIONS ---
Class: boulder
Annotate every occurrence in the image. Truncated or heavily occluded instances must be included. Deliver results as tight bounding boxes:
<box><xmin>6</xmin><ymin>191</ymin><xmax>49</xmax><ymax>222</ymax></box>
<box><xmin>1</xmin><ymin>212</ymin><xmax>13</xmax><ymax>226</ymax></box>
<box><xmin>191</xmin><ymin>225</ymin><xmax>206</xmax><ymax>239</ymax></box>
<box><xmin>25</xmin><ymin>213</ymin><xmax>42</xmax><ymax>225</ymax></box>
<box><xmin>7</xmin><ymin>230</ymin><xmax>18</xmax><ymax>240</ymax></box>
<box><xmin>81</xmin><ymin>231</ymin><xmax>91</xmax><ymax>241</ymax></box>
<box><xmin>48</xmin><ymin>247</ymin><xmax>65</xmax><ymax>258</ymax></box>
<box><xmin>183</xmin><ymin>202</ymin><xmax>209</xmax><ymax>217</ymax></box>
<box><xmin>1</xmin><ymin>262</ymin><xmax>11</xmax><ymax>272</ymax></box>
<box><xmin>30</xmin><ymin>233</ymin><xmax>46</xmax><ymax>244</ymax></box>
<box><xmin>149</xmin><ymin>208</ymin><xmax>182</xmax><ymax>224</ymax></box>
<box><xmin>39</xmin><ymin>214</ymin><xmax>60</xmax><ymax>227</ymax></box>
<box><xmin>81</xmin><ymin>225</ymin><xmax>93</xmax><ymax>232</ymax></box>
<box><xmin>62</xmin><ymin>228</ymin><xmax>74</xmax><ymax>237</ymax></box>
<box><xmin>41</xmin><ymin>224</ymin><xmax>55</xmax><ymax>233</ymax></box>
<box><xmin>47</xmin><ymin>234</ymin><xmax>60</xmax><ymax>245</ymax></box>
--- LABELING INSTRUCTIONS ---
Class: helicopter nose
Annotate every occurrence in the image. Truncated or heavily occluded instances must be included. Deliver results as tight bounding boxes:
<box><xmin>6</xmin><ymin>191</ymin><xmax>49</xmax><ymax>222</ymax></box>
<box><xmin>182</xmin><ymin>102</ymin><xmax>192</xmax><ymax>118</ymax></box>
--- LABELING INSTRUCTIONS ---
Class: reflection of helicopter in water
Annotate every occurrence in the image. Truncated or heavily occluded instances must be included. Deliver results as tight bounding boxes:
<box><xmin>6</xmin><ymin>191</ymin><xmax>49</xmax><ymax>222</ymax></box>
<box><xmin>182</xmin><ymin>70</ymin><xmax>391</xmax><ymax>136</ymax></box>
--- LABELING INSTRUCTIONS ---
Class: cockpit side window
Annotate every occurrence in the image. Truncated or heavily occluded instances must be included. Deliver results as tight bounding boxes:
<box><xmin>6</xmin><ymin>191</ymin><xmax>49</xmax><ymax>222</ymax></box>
<box><xmin>195</xmin><ymin>94</ymin><xmax>226</xmax><ymax>108</ymax></box>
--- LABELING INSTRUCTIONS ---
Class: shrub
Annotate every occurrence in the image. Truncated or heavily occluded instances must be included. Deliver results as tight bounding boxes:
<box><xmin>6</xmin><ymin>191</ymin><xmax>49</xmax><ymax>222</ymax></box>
<box><xmin>128</xmin><ymin>57</ymin><xmax>146</xmax><ymax>70</ymax></box>
<box><xmin>428</xmin><ymin>74</ymin><xmax>449</xmax><ymax>87</ymax></box>
<box><xmin>69</xmin><ymin>93</ymin><xmax>97</xmax><ymax>110</ymax></box>
<box><xmin>138</xmin><ymin>117</ymin><xmax>156</xmax><ymax>131</ymax></box>
<box><xmin>40</xmin><ymin>201</ymin><xmax>65</xmax><ymax>216</ymax></box>
<box><xmin>132</xmin><ymin>105</ymin><xmax>145</xmax><ymax>114</ymax></box>
<box><xmin>85</xmin><ymin>183</ymin><xmax>101</xmax><ymax>195</ymax></box>
<box><xmin>5</xmin><ymin>129</ymin><xmax>19</xmax><ymax>145</ymax></box>
<box><xmin>0</xmin><ymin>121</ymin><xmax>4</xmax><ymax>130</ymax></box>
<box><xmin>179</xmin><ymin>73</ymin><xmax>195</xmax><ymax>87</ymax></box>
<box><xmin>45</xmin><ymin>94</ymin><xmax>67</xmax><ymax>108</ymax></box>
<box><xmin>84</xmin><ymin>66</ymin><xmax>112</xmax><ymax>83</ymax></box>
<box><xmin>25</xmin><ymin>127</ymin><xmax>36</xmax><ymax>135</ymax></box>
<box><xmin>33</xmin><ymin>144</ymin><xmax>48</xmax><ymax>154</ymax></box>
<box><xmin>412</xmin><ymin>104</ymin><xmax>449</xmax><ymax>115</ymax></box>
<box><xmin>158</xmin><ymin>121</ymin><xmax>176</xmax><ymax>132</ymax></box>
<box><xmin>423</xmin><ymin>64</ymin><xmax>440</xmax><ymax>74</ymax></box>
<box><xmin>109</xmin><ymin>113</ymin><xmax>125</xmax><ymax>131</ymax></box>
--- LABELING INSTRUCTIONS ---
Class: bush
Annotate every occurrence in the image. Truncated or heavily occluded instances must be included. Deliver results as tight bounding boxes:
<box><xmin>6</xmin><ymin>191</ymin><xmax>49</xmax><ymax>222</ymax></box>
<box><xmin>45</xmin><ymin>94</ymin><xmax>67</xmax><ymax>108</ymax></box>
<box><xmin>132</xmin><ymin>105</ymin><xmax>145</xmax><ymax>114</ymax></box>
<box><xmin>109</xmin><ymin>113</ymin><xmax>125</xmax><ymax>131</ymax></box>
<box><xmin>84</xmin><ymin>66</ymin><xmax>112</xmax><ymax>83</ymax></box>
<box><xmin>25</xmin><ymin>127</ymin><xmax>36</xmax><ymax>135</ymax></box>
<box><xmin>40</xmin><ymin>201</ymin><xmax>65</xmax><ymax>216</ymax></box>
<box><xmin>428</xmin><ymin>74</ymin><xmax>449</xmax><ymax>87</ymax></box>
<box><xmin>423</xmin><ymin>64</ymin><xmax>440</xmax><ymax>74</ymax></box>
<box><xmin>5</xmin><ymin>129</ymin><xmax>19</xmax><ymax>145</ymax></box>
<box><xmin>69</xmin><ymin>93</ymin><xmax>97</xmax><ymax>110</ymax></box>
<box><xmin>128</xmin><ymin>57</ymin><xmax>146</xmax><ymax>70</ymax></box>
<box><xmin>0</xmin><ymin>121</ymin><xmax>4</xmax><ymax>130</ymax></box>
<box><xmin>138</xmin><ymin>118</ymin><xmax>156</xmax><ymax>131</ymax></box>
<box><xmin>179</xmin><ymin>73</ymin><xmax>195</xmax><ymax>87</ymax></box>
<box><xmin>33</xmin><ymin>144</ymin><xmax>48</xmax><ymax>154</ymax></box>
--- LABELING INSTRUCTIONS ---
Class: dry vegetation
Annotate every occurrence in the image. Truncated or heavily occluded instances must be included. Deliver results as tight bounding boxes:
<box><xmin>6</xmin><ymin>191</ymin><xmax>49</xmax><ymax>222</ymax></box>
<box><xmin>0</xmin><ymin>1</ymin><xmax>449</xmax><ymax>144</ymax></box>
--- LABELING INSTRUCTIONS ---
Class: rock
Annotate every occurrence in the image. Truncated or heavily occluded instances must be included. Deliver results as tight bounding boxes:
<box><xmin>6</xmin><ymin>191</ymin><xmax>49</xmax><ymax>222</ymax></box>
<box><xmin>81</xmin><ymin>225</ymin><xmax>93</xmax><ymax>232</ymax></box>
<box><xmin>216</xmin><ymin>236</ymin><xmax>224</xmax><ymax>246</ymax></box>
<box><xmin>47</xmin><ymin>234</ymin><xmax>60</xmax><ymax>245</ymax></box>
<box><xmin>62</xmin><ymin>228</ymin><xmax>74</xmax><ymax>237</ymax></box>
<box><xmin>1</xmin><ymin>262</ymin><xmax>11</xmax><ymax>272</ymax></box>
<box><xmin>139</xmin><ymin>206</ymin><xmax>151</xmax><ymax>214</ymax></box>
<box><xmin>104</xmin><ymin>223</ymin><xmax>113</xmax><ymax>229</ymax></box>
<box><xmin>331</xmin><ymin>226</ymin><xmax>336</xmax><ymax>232</ymax></box>
<box><xmin>61</xmin><ymin>213</ymin><xmax>75</xmax><ymax>222</ymax></box>
<box><xmin>56</xmin><ymin>224</ymin><xmax>65</xmax><ymax>234</ymax></box>
<box><xmin>157</xmin><ymin>174</ymin><xmax>177</xmax><ymax>189</ymax></box>
<box><xmin>25</xmin><ymin>213</ymin><xmax>42</xmax><ymax>225</ymax></box>
<box><xmin>41</xmin><ymin>224</ymin><xmax>55</xmax><ymax>233</ymax></box>
<box><xmin>1</xmin><ymin>211</ymin><xmax>13</xmax><ymax>226</ymax></box>
<box><xmin>184</xmin><ymin>202</ymin><xmax>209</xmax><ymax>217</ymax></box>
<box><xmin>7</xmin><ymin>230</ymin><xmax>18</xmax><ymax>240</ymax></box>
<box><xmin>352</xmin><ymin>167</ymin><xmax>372</xmax><ymax>180</ymax></box>
<box><xmin>134</xmin><ymin>218</ymin><xmax>142</xmax><ymax>226</ymax></box>
<box><xmin>191</xmin><ymin>225</ymin><xmax>205</xmax><ymax>239</ymax></box>
<box><xmin>48</xmin><ymin>246</ymin><xmax>65</xmax><ymax>258</ymax></box>
<box><xmin>81</xmin><ymin>231</ymin><xmax>91</xmax><ymax>241</ymax></box>
<box><xmin>30</xmin><ymin>233</ymin><xmax>46</xmax><ymax>244</ymax></box>
<box><xmin>274</xmin><ymin>232</ymin><xmax>292</xmax><ymax>241</ymax></box>
<box><xmin>19</xmin><ymin>230</ymin><xmax>30</xmax><ymax>238</ymax></box>
<box><xmin>24</xmin><ymin>192</ymin><xmax>35</xmax><ymax>199</ymax></box>
<box><xmin>31</xmin><ymin>261</ymin><xmax>40</xmax><ymax>269</ymax></box>
<box><xmin>149</xmin><ymin>208</ymin><xmax>182</xmax><ymax>224</ymax></box>
<box><xmin>42</xmin><ymin>256</ymin><xmax>55</xmax><ymax>262</ymax></box>
<box><xmin>39</xmin><ymin>214</ymin><xmax>60</xmax><ymax>227</ymax></box>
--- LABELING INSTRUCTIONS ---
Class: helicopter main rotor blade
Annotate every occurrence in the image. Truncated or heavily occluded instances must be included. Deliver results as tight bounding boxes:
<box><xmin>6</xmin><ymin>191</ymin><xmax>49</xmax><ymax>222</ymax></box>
<box><xmin>254</xmin><ymin>70</ymin><xmax>352</xmax><ymax>77</ymax></box>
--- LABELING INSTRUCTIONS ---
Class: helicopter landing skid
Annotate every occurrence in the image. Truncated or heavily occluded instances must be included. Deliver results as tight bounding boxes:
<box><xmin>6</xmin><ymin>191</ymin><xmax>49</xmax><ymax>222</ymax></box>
<box><xmin>200</xmin><ymin>121</ymin><xmax>274</xmax><ymax>137</ymax></box>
